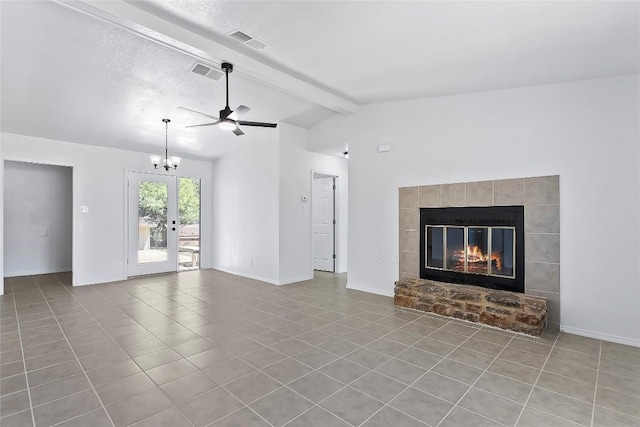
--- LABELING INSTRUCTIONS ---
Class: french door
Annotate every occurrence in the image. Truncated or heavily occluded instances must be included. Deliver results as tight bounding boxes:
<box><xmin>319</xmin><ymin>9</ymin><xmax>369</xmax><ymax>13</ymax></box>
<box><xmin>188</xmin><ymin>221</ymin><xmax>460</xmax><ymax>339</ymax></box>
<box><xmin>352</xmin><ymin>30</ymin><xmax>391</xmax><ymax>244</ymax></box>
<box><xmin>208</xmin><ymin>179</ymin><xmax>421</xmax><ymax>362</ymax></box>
<box><xmin>128</xmin><ymin>172</ymin><xmax>178</xmax><ymax>276</ymax></box>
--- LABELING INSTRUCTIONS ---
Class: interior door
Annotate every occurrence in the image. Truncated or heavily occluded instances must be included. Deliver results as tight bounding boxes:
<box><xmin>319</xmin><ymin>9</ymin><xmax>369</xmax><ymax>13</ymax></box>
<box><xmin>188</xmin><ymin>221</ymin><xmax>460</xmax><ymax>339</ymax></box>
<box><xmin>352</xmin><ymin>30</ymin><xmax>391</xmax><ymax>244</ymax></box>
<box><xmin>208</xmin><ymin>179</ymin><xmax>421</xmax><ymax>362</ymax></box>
<box><xmin>312</xmin><ymin>176</ymin><xmax>335</xmax><ymax>272</ymax></box>
<box><xmin>128</xmin><ymin>172</ymin><xmax>178</xmax><ymax>276</ymax></box>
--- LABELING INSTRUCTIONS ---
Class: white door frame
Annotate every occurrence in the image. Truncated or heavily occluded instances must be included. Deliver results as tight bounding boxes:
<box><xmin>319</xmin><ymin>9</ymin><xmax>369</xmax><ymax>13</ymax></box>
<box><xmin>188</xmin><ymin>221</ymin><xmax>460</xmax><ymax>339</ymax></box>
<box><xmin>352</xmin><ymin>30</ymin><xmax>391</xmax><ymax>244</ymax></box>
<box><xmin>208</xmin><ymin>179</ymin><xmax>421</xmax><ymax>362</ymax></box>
<box><xmin>310</xmin><ymin>170</ymin><xmax>339</xmax><ymax>274</ymax></box>
<box><xmin>127</xmin><ymin>172</ymin><xmax>179</xmax><ymax>277</ymax></box>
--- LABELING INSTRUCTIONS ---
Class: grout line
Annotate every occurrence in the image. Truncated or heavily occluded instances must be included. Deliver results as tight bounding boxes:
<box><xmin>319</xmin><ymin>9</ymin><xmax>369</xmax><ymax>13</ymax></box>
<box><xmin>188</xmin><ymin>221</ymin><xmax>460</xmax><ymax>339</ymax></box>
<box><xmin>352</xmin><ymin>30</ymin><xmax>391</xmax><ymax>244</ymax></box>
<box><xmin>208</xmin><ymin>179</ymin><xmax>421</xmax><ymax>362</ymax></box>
<box><xmin>48</xmin><ymin>408</ymin><xmax>108</xmax><ymax>427</ymax></box>
<box><xmin>9</xmin><ymin>280</ymin><xmax>37</xmax><ymax>427</ymax></box>
<box><xmin>29</xmin><ymin>277</ymin><xmax>117</xmax><ymax>427</ymax></box>
<box><xmin>9</xmin><ymin>271</ymin><xmax>620</xmax><ymax>427</ymax></box>
<box><xmin>434</xmin><ymin>330</ymin><xmax>519</xmax><ymax>427</ymax></box>
<box><xmin>590</xmin><ymin>340</ymin><xmax>602</xmax><ymax>427</ymax></box>
<box><xmin>513</xmin><ymin>332</ymin><xmax>561</xmax><ymax>426</ymax></box>
<box><xmin>49</xmin><ymin>285</ymin><xmax>199</xmax><ymax>427</ymax></box>
<box><xmin>358</xmin><ymin>321</ymin><xmax>491</xmax><ymax>426</ymax></box>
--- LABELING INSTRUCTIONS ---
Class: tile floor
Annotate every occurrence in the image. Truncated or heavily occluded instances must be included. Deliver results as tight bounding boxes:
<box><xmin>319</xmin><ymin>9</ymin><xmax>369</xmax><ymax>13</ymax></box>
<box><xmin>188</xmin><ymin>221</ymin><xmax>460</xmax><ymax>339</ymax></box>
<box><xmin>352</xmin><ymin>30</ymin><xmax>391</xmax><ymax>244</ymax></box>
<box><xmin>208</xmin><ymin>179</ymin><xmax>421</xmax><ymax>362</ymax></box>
<box><xmin>1</xmin><ymin>270</ymin><xmax>638</xmax><ymax>427</ymax></box>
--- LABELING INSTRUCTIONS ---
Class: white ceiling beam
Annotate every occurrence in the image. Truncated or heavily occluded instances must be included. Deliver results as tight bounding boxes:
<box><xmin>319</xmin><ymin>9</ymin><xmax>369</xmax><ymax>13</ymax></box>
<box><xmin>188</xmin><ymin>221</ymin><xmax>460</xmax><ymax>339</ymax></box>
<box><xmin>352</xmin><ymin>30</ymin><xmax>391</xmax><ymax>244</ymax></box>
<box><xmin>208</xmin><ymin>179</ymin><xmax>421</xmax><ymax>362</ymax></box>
<box><xmin>58</xmin><ymin>0</ymin><xmax>359</xmax><ymax>115</ymax></box>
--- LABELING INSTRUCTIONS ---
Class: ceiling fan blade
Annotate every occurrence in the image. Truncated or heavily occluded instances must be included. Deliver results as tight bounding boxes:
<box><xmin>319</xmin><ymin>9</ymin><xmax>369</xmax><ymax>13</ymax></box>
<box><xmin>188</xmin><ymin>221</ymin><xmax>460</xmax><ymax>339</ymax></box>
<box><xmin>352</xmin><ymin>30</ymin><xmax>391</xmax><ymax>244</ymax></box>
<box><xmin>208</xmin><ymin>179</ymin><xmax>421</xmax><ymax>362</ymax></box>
<box><xmin>178</xmin><ymin>107</ymin><xmax>219</xmax><ymax>120</ymax></box>
<box><xmin>232</xmin><ymin>126</ymin><xmax>245</xmax><ymax>136</ymax></box>
<box><xmin>185</xmin><ymin>121</ymin><xmax>219</xmax><ymax>128</ymax></box>
<box><xmin>228</xmin><ymin>105</ymin><xmax>250</xmax><ymax>121</ymax></box>
<box><xmin>237</xmin><ymin>120</ymin><xmax>278</xmax><ymax>128</ymax></box>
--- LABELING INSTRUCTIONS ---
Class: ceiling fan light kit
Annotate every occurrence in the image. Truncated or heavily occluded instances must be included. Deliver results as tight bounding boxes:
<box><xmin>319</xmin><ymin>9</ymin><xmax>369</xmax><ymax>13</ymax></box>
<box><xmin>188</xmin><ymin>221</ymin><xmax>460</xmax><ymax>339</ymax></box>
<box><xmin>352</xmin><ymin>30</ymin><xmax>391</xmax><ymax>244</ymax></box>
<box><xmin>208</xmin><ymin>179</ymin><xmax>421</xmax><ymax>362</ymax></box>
<box><xmin>218</xmin><ymin>119</ymin><xmax>237</xmax><ymax>131</ymax></box>
<box><xmin>180</xmin><ymin>62</ymin><xmax>277</xmax><ymax>136</ymax></box>
<box><xmin>150</xmin><ymin>118</ymin><xmax>181</xmax><ymax>171</ymax></box>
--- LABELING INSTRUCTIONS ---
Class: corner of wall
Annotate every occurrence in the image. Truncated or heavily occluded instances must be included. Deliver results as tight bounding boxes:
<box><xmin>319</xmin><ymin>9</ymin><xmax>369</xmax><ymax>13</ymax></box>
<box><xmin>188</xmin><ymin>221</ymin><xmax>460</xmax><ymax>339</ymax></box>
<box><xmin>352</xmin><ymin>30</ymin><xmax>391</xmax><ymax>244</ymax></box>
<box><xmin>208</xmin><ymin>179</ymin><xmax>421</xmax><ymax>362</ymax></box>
<box><xmin>0</xmin><ymin>138</ymin><xmax>4</xmax><ymax>295</ymax></box>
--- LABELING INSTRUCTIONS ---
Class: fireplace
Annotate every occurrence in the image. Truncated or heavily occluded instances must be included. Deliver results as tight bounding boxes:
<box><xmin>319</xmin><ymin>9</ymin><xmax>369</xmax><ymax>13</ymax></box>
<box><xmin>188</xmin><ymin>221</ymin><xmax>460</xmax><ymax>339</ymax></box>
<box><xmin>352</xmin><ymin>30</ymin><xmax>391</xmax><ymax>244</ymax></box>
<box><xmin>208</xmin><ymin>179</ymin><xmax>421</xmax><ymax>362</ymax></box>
<box><xmin>420</xmin><ymin>206</ymin><xmax>524</xmax><ymax>293</ymax></box>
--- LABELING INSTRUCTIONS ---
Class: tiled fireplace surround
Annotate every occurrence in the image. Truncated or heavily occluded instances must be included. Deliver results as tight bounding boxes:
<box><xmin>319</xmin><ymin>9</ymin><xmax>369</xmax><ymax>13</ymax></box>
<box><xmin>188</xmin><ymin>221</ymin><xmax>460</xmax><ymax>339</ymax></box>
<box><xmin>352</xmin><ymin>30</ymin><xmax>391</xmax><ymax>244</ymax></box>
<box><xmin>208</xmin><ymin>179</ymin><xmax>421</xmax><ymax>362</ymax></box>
<box><xmin>399</xmin><ymin>175</ymin><xmax>560</xmax><ymax>332</ymax></box>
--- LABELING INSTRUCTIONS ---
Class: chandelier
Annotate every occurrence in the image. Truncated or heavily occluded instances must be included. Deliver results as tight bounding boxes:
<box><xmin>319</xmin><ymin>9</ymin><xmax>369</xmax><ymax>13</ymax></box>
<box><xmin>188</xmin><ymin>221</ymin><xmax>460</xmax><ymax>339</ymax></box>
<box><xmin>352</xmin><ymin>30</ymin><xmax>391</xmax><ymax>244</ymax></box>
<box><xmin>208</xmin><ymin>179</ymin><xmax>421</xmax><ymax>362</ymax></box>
<box><xmin>150</xmin><ymin>118</ymin><xmax>181</xmax><ymax>171</ymax></box>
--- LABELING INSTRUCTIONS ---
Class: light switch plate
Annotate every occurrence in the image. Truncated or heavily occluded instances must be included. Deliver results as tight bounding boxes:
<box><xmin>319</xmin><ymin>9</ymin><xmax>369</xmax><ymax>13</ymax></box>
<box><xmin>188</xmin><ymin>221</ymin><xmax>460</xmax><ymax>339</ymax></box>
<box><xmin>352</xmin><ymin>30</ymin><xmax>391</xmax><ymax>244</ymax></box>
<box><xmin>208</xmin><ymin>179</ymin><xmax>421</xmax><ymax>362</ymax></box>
<box><xmin>81</xmin><ymin>206</ymin><xmax>89</xmax><ymax>214</ymax></box>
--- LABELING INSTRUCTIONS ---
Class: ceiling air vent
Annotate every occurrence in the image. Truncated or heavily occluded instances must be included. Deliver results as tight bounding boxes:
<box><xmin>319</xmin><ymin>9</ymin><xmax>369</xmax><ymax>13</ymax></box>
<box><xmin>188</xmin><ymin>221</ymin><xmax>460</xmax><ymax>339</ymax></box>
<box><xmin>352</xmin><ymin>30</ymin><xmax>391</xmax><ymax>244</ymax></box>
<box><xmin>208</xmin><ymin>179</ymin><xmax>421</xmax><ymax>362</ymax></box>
<box><xmin>245</xmin><ymin>39</ymin><xmax>268</xmax><ymax>50</ymax></box>
<box><xmin>228</xmin><ymin>29</ymin><xmax>270</xmax><ymax>50</ymax></box>
<box><xmin>229</xmin><ymin>30</ymin><xmax>253</xmax><ymax>43</ymax></box>
<box><xmin>189</xmin><ymin>62</ymin><xmax>223</xmax><ymax>81</ymax></box>
<box><xmin>191</xmin><ymin>63</ymin><xmax>211</xmax><ymax>76</ymax></box>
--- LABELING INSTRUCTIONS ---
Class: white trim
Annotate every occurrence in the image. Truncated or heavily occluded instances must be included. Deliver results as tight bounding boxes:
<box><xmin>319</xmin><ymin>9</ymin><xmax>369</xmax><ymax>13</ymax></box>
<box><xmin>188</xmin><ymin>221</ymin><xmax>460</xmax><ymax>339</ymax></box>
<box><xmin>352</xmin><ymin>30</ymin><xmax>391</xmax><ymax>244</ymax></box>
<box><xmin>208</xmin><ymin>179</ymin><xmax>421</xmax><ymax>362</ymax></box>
<box><xmin>346</xmin><ymin>282</ymin><xmax>394</xmax><ymax>297</ymax></box>
<box><xmin>279</xmin><ymin>275</ymin><xmax>313</xmax><ymax>286</ymax></box>
<box><xmin>123</xmin><ymin>168</ymin><xmax>129</xmax><ymax>280</ymax></box>
<box><xmin>311</xmin><ymin>169</ymin><xmax>340</xmax><ymax>275</ymax></box>
<box><xmin>214</xmin><ymin>267</ymin><xmax>280</xmax><ymax>286</ymax></box>
<box><xmin>3</xmin><ymin>267</ymin><xmax>72</xmax><ymax>278</ymax></box>
<box><xmin>560</xmin><ymin>326</ymin><xmax>640</xmax><ymax>348</ymax></box>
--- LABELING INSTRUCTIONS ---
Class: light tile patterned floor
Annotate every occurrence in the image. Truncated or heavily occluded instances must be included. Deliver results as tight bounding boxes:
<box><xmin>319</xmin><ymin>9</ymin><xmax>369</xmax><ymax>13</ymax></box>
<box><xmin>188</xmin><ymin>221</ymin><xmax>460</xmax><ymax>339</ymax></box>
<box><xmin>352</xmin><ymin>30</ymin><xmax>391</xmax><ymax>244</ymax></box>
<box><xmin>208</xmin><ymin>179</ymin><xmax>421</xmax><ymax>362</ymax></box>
<box><xmin>1</xmin><ymin>270</ymin><xmax>638</xmax><ymax>427</ymax></box>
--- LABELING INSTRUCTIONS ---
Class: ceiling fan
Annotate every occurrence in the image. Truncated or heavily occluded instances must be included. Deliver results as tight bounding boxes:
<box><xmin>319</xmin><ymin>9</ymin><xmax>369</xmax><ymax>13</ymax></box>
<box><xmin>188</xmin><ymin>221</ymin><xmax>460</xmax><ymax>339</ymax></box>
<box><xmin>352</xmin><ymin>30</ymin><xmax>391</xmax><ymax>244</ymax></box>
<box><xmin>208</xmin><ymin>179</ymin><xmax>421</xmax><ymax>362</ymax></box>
<box><xmin>179</xmin><ymin>62</ymin><xmax>277</xmax><ymax>136</ymax></box>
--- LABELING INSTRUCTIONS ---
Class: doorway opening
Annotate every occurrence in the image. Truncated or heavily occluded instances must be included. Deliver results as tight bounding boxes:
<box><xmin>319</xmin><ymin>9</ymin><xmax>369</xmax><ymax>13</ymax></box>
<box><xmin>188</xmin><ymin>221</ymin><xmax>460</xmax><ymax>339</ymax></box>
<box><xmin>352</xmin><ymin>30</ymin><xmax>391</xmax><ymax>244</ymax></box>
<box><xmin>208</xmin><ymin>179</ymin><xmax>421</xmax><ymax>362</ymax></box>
<box><xmin>312</xmin><ymin>172</ymin><xmax>337</xmax><ymax>272</ymax></box>
<box><xmin>128</xmin><ymin>172</ymin><xmax>201</xmax><ymax>277</ymax></box>
<box><xmin>3</xmin><ymin>161</ymin><xmax>73</xmax><ymax>281</ymax></box>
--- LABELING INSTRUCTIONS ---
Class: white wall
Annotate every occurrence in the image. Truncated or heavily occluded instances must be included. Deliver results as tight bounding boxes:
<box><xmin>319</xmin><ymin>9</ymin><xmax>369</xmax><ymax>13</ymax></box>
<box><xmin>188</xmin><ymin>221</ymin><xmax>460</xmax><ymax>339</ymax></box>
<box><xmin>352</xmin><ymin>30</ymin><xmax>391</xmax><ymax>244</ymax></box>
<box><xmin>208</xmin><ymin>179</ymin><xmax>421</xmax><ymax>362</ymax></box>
<box><xmin>0</xmin><ymin>137</ymin><xmax>3</xmax><ymax>295</ymax></box>
<box><xmin>309</xmin><ymin>74</ymin><xmax>640</xmax><ymax>346</ymax></box>
<box><xmin>211</xmin><ymin>133</ymin><xmax>281</xmax><ymax>284</ymax></box>
<box><xmin>279</xmin><ymin>124</ymin><xmax>348</xmax><ymax>284</ymax></box>
<box><xmin>211</xmin><ymin>124</ymin><xmax>348</xmax><ymax>286</ymax></box>
<box><xmin>1</xmin><ymin>132</ymin><xmax>214</xmax><ymax>290</ymax></box>
<box><xmin>4</xmin><ymin>161</ymin><xmax>73</xmax><ymax>276</ymax></box>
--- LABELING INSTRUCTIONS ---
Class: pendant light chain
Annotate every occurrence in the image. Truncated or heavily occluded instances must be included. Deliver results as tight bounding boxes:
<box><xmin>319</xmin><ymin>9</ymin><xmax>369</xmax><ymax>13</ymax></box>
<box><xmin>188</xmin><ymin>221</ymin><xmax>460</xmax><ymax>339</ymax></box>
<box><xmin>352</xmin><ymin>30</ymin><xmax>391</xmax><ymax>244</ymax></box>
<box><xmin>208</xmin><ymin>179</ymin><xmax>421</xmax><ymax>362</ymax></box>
<box><xmin>165</xmin><ymin>119</ymin><xmax>169</xmax><ymax>162</ymax></box>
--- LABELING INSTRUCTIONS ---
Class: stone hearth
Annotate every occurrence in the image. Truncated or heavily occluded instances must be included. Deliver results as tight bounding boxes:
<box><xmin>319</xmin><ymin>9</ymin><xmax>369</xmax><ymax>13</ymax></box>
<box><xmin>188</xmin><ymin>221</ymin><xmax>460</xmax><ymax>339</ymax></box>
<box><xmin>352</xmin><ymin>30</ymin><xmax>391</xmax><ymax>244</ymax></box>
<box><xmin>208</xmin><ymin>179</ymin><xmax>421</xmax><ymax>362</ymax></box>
<box><xmin>395</xmin><ymin>278</ymin><xmax>547</xmax><ymax>336</ymax></box>
<box><xmin>399</xmin><ymin>175</ymin><xmax>560</xmax><ymax>332</ymax></box>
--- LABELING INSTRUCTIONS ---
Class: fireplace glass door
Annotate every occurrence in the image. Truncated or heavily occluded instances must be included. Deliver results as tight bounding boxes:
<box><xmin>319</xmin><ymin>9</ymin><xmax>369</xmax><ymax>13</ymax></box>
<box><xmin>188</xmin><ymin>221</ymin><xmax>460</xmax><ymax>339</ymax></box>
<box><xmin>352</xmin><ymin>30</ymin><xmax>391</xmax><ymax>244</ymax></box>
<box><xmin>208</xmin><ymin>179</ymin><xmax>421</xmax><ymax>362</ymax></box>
<box><xmin>425</xmin><ymin>225</ymin><xmax>515</xmax><ymax>279</ymax></box>
<box><xmin>467</xmin><ymin>227</ymin><xmax>489</xmax><ymax>275</ymax></box>
<box><xmin>446</xmin><ymin>227</ymin><xmax>465</xmax><ymax>272</ymax></box>
<box><xmin>491</xmin><ymin>228</ymin><xmax>515</xmax><ymax>277</ymax></box>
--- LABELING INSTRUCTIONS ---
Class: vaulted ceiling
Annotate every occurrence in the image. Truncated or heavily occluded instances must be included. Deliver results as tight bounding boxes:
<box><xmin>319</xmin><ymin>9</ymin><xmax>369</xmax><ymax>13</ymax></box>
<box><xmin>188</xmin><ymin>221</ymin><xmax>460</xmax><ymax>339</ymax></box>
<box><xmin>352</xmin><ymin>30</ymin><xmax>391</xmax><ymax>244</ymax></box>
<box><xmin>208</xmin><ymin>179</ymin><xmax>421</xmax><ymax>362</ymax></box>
<box><xmin>1</xmin><ymin>1</ymin><xmax>638</xmax><ymax>159</ymax></box>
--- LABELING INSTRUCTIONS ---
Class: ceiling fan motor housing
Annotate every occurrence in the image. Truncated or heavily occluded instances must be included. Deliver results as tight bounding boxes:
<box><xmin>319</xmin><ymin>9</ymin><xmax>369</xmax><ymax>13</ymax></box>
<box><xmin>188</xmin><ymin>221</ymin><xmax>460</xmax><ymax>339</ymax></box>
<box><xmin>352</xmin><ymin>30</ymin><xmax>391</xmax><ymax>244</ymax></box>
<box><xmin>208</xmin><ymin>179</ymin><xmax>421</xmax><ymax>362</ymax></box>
<box><xmin>220</xmin><ymin>106</ymin><xmax>233</xmax><ymax>119</ymax></box>
<box><xmin>221</xmin><ymin>62</ymin><xmax>233</xmax><ymax>73</ymax></box>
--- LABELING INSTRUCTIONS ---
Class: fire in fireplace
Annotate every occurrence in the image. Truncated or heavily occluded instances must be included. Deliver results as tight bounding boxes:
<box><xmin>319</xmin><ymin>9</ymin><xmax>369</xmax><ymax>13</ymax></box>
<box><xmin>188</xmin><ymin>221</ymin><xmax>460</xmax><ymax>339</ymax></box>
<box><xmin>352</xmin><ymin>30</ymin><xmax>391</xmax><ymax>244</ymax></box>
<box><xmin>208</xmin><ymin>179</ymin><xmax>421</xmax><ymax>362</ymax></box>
<box><xmin>420</xmin><ymin>206</ymin><xmax>524</xmax><ymax>293</ymax></box>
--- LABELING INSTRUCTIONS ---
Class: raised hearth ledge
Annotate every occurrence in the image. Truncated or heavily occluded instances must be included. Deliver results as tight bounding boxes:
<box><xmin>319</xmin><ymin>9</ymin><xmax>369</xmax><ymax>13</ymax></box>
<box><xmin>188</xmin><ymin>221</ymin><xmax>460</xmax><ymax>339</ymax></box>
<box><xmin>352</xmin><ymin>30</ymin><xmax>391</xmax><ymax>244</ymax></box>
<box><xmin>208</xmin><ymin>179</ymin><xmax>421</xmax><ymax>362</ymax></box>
<box><xmin>395</xmin><ymin>278</ymin><xmax>547</xmax><ymax>336</ymax></box>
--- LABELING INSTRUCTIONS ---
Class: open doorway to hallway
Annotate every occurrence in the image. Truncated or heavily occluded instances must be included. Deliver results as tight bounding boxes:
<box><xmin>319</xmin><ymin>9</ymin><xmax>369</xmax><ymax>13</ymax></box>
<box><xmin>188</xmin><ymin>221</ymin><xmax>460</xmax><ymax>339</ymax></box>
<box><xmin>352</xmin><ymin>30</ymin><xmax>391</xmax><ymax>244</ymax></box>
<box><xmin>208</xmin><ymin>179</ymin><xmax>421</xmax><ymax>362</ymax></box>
<box><xmin>312</xmin><ymin>172</ymin><xmax>337</xmax><ymax>272</ymax></box>
<box><xmin>3</xmin><ymin>161</ymin><xmax>73</xmax><ymax>281</ymax></box>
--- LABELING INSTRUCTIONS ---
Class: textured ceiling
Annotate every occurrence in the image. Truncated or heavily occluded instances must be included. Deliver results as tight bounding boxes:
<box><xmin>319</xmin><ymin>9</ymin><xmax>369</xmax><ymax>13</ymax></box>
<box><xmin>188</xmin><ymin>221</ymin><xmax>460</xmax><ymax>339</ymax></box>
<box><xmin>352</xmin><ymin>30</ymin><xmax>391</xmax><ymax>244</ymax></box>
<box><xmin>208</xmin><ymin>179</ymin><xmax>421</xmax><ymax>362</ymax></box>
<box><xmin>0</xmin><ymin>1</ymin><xmax>331</xmax><ymax>159</ymax></box>
<box><xmin>1</xmin><ymin>1</ymin><xmax>638</xmax><ymax>160</ymax></box>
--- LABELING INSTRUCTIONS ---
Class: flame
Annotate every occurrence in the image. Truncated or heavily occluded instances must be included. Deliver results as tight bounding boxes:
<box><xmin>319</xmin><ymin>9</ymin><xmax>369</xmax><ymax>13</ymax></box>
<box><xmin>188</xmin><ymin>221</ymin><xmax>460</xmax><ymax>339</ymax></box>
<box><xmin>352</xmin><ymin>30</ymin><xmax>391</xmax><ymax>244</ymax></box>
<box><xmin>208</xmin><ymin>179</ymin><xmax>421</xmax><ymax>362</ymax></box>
<box><xmin>451</xmin><ymin>246</ymin><xmax>502</xmax><ymax>271</ymax></box>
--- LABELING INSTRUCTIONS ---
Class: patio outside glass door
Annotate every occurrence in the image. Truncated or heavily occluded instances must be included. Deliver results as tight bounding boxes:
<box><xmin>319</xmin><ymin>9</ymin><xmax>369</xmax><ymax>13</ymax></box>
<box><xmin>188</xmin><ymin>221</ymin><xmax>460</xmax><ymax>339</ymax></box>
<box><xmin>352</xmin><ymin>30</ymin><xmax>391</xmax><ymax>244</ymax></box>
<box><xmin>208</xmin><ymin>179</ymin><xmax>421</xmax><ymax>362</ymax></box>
<box><xmin>128</xmin><ymin>172</ymin><xmax>178</xmax><ymax>276</ymax></box>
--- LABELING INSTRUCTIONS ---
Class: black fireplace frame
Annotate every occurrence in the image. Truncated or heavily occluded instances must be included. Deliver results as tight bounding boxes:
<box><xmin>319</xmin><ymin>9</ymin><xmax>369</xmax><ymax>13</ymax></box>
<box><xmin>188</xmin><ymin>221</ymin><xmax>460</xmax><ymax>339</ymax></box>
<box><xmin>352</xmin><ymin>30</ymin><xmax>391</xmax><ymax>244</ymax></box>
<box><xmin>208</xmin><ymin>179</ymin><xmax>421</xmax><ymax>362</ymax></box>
<box><xmin>419</xmin><ymin>206</ymin><xmax>525</xmax><ymax>293</ymax></box>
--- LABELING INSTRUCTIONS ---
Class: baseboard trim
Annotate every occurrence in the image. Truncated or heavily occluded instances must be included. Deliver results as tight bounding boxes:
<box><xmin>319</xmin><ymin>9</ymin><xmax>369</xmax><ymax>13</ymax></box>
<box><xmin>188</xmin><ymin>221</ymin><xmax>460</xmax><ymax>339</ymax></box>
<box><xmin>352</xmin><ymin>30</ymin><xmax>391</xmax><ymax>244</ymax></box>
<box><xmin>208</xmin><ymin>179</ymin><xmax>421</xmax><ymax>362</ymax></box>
<box><xmin>346</xmin><ymin>283</ymin><xmax>394</xmax><ymax>297</ymax></box>
<box><xmin>560</xmin><ymin>326</ymin><xmax>640</xmax><ymax>348</ymax></box>
<box><xmin>214</xmin><ymin>267</ymin><xmax>280</xmax><ymax>286</ymax></box>
<box><xmin>4</xmin><ymin>268</ymin><xmax>72</xmax><ymax>278</ymax></box>
<box><xmin>279</xmin><ymin>275</ymin><xmax>313</xmax><ymax>286</ymax></box>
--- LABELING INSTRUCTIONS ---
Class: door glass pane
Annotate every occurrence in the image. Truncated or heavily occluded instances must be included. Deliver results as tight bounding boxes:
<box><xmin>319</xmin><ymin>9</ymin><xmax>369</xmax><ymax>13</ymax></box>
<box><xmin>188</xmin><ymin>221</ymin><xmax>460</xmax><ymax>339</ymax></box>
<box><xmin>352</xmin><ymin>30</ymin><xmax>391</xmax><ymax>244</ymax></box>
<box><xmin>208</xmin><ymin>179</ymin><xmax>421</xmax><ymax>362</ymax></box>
<box><xmin>426</xmin><ymin>226</ymin><xmax>444</xmax><ymax>268</ymax></box>
<box><xmin>445</xmin><ymin>227</ymin><xmax>465</xmax><ymax>272</ymax></box>
<box><xmin>467</xmin><ymin>227</ymin><xmax>489</xmax><ymax>275</ymax></box>
<box><xmin>178</xmin><ymin>178</ymin><xmax>201</xmax><ymax>270</ymax></box>
<box><xmin>137</xmin><ymin>181</ymin><xmax>168</xmax><ymax>264</ymax></box>
<box><xmin>491</xmin><ymin>228</ymin><xmax>515</xmax><ymax>277</ymax></box>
